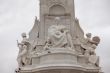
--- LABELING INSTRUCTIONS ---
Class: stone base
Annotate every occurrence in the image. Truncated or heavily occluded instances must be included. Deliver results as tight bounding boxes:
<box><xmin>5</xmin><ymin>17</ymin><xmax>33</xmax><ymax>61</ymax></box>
<box><xmin>20</xmin><ymin>66</ymin><xmax>101</xmax><ymax>73</ymax></box>
<box><xmin>19</xmin><ymin>48</ymin><xmax>101</xmax><ymax>73</ymax></box>
<box><xmin>32</xmin><ymin>48</ymin><xmax>77</xmax><ymax>65</ymax></box>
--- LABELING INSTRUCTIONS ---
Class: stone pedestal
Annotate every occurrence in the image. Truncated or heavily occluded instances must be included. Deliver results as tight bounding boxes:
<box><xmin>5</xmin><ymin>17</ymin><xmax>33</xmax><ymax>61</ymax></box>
<box><xmin>19</xmin><ymin>48</ymin><xmax>101</xmax><ymax>73</ymax></box>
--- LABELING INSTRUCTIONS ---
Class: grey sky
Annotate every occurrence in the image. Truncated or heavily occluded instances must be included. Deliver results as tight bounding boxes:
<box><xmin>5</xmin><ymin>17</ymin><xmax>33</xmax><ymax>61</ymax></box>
<box><xmin>0</xmin><ymin>0</ymin><xmax>110</xmax><ymax>73</ymax></box>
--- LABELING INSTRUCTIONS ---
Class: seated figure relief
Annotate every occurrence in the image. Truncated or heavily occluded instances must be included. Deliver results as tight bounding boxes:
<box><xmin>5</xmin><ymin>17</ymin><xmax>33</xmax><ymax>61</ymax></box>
<box><xmin>44</xmin><ymin>25</ymin><xmax>74</xmax><ymax>51</ymax></box>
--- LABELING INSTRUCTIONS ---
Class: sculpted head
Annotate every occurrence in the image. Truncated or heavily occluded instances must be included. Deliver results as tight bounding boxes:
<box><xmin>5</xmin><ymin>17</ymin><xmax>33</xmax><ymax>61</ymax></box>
<box><xmin>21</xmin><ymin>33</ymin><xmax>27</xmax><ymax>38</ymax></box>
<box><xmin>92</xmin><ymin>36</ymin><xmax>100</xmax><ymax>45</ymax></box>
<box><xmin>86</xmin><ymin>33</ymin><xmax>92</xmax><ymax>38</ymax></box>
<box><xmin>58</xmin><ymin>25</ymin><xmax>68</xmax><ymax>33</ymax></box>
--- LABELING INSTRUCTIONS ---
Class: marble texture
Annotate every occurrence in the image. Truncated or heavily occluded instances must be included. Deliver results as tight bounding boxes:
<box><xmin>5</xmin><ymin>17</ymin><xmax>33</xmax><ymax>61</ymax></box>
<box><xmin>15</xmin><ymin>0</ymin><xmax>103</xmax><ymax>73</ymax></box>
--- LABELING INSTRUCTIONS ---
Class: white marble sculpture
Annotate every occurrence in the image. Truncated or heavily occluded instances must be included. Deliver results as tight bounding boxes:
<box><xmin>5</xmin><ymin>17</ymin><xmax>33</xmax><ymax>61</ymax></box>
<box><xmin>44</xmin><ymin>25</ymin><xmax>74</xmax><ymax>51</ymax></box>
<box><xmin>17</xmin><ymin>33</ymin><xmax>31</xmax><ymax>67</ymax></box>
<box><xmin>15</xmin><ymin>0</ymin><xmax>103</xmax><ymax>73</ymax></box>
<box><xmin>80</xmin><ymin>33</ymin><xmax>93</xmax><ymax>54</ymax></box>
<box><xmin>80</xmin><ymin>33</ymin><xmax>100</xmax><ymax>66</ymax></box>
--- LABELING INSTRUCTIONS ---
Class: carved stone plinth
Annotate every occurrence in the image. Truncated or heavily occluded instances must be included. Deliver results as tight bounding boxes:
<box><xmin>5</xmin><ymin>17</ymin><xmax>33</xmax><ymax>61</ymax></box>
<box><xmin>18</xmin><ymin>48</ymin><xmax>101</xmax><ymax>73</ymax></box>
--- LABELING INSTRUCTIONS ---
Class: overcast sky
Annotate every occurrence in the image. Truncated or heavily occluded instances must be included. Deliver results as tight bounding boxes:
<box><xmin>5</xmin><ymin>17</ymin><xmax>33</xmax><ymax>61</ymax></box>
<box><xmin>0</xmin><ymin>0</ymin><xmax>110</xmax><ymax>73</ymax></box>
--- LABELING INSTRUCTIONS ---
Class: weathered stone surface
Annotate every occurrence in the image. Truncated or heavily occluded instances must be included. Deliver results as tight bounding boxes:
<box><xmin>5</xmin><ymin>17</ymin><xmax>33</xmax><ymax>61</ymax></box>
<box><xmin>15</xmin><ymin>0</ymin><xmax>103</xmax><ymax>73</ymax></box>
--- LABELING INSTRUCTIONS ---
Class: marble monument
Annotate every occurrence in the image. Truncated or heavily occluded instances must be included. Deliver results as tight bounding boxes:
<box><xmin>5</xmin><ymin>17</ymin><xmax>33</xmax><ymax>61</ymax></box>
<box><xmin>15</xmin><ymin>0</ymin><xmax>103</xmax><ymax>73</ymax></box>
